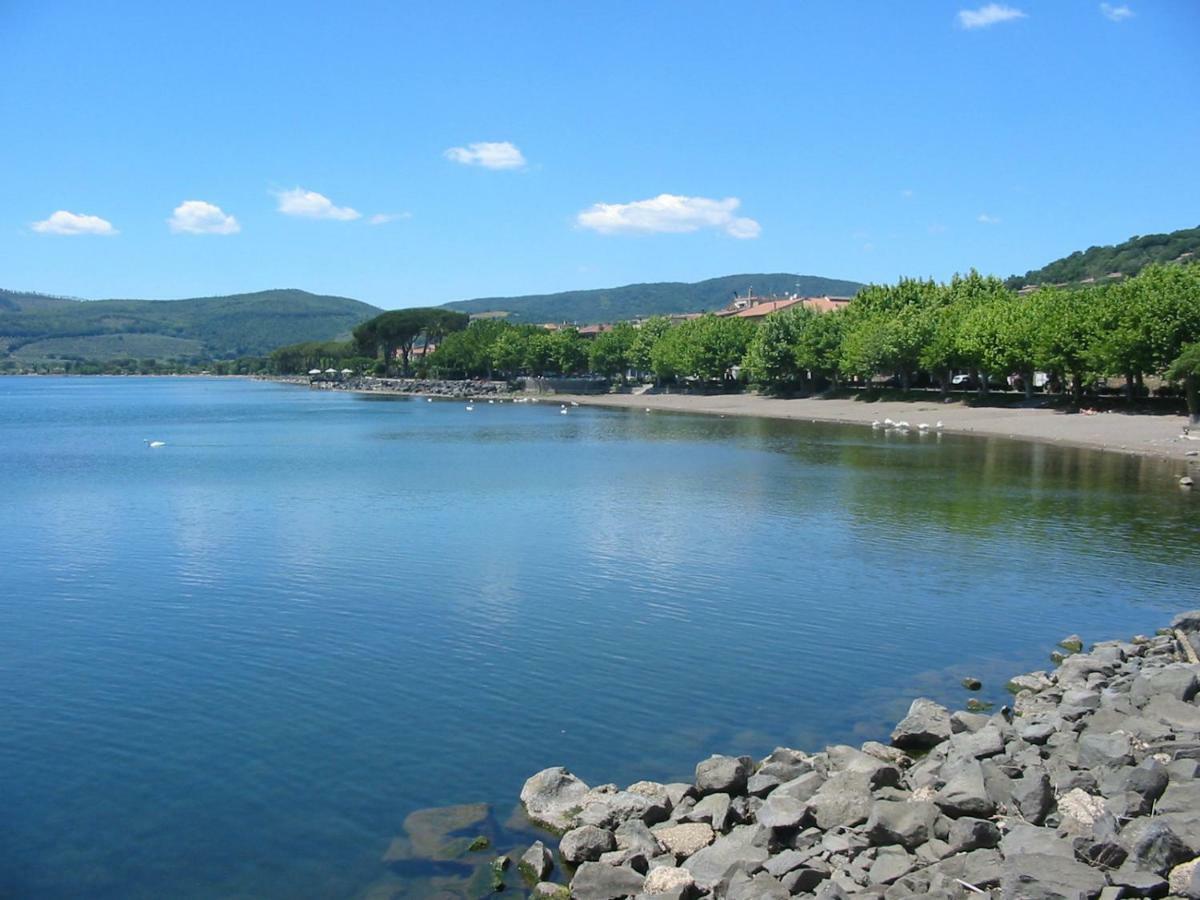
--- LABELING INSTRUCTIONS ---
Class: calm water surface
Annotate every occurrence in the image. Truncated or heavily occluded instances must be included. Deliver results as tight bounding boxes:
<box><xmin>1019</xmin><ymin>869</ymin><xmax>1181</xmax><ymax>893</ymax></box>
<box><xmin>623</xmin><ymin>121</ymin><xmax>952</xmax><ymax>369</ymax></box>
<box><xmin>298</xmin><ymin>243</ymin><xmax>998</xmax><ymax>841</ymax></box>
<box><xmin>1</xmin><ymin>377</ymin><xmax>1197</xmax><ymax>898</ymax></box>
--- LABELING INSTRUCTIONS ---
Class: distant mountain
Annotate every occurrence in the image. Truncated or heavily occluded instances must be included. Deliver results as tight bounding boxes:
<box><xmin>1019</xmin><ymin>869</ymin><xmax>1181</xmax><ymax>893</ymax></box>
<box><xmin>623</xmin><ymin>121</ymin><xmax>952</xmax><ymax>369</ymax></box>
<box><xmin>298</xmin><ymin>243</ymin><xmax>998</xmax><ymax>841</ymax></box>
<box><xmin>0</xmin><ymin>288</ymin><xmax>381</xmax><ymax>363</ymax></box>
<box><xmin>440</xmin><ymin>273</ymin><xmax>865</xmax><ymax>324</ymax></box>
<box><xmin>1007</xmin><ymin>225</ymin><xmax>1200</xmax><ymax>289</ymax></box>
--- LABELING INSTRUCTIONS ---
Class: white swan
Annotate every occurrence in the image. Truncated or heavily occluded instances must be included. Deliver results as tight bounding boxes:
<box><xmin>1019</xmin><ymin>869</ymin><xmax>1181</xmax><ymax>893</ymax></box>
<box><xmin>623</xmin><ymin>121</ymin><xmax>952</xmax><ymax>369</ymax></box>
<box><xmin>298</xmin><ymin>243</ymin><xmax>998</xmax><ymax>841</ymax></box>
<box><xmin>560</xmin><ymin>407</ymin><xmax>568</xmax><ymax>415</ymax></box>
<box><xmin>872</xmin><ymin>420</ymin><xmax>882</xmax><ymax>429</ymax></box>
<box><xmin>488</xmin><ymin>399</ymin><xmax>494</xmax><ymax>404</ymax></box>
<box><xmin>570</xmin><ymin>401</ymin><xmax>579</xmax><ymax>407</ymax></box>
<box><xmin>465</xmin><ymin>404</ymin><xmax>474</xmax><ymax>412</ymax></box>
<box><xmin>896</xmin><ymin>421</ymin><xmax>910</xmax><ymax>430</ymax></box>
<box><xmin>884</xmin><ymin>418</ymin><xmax>894</xmax><ymax>427</ymax></box>
<box><xmin>936</xmin><ymin>420</ymin><xmax>944</xmax><ymax>430</ymax></box>
<box><xmin>917</xmin><ymin>423</ymin><xmax>930</xmax><ymax>431</ymax></box>
<box><xmin>144</xmin><ymin>439</ymin><xmax>166</xmax><ymax>448</ymax></box>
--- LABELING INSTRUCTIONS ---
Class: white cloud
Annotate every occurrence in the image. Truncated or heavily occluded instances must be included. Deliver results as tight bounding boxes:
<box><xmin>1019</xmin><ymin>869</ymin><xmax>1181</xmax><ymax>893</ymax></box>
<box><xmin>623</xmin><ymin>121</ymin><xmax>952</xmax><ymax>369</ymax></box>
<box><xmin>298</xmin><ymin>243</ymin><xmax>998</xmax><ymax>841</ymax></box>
<box><xmin>31</xmin><ymin>210</ymin><xmax>117</xmax><ymax>236</ymax></box>
<box><xmin>168</xmin><ymin>200</ymin><xmax>240</xmax><ymax>235</ymax></box>
<box><xmin>276</xmin><ymin>188</ymin><xmax>360</xmax><ymax>220</ymax></box>
<box><xmin>957</xmin><ymin>4</ymin><xmax>1026</xmax><ymax>28</ymax></box>
<box><xmin>1100</xmin><ymin>3</ymin><xmax>1134</xmax><ymax>22</ymax></box>
<box><xmin>443</xmin><ymin>141</ymin><xmax>527</xmax><ymax>170</ymax></box>
<box><xmin>368</xmin><ymin>212</ymin><xmax>412</xmax><ymax>225</ymax></box>
<box><xmin>977</xmin><ymin>212</ymin><xmax>1001</xmax><ymax>224</ymax></box>
<box><xmin>576</xmin><ymin>194</ymin><xmax>761</xmax><ymax>239</ymax></box>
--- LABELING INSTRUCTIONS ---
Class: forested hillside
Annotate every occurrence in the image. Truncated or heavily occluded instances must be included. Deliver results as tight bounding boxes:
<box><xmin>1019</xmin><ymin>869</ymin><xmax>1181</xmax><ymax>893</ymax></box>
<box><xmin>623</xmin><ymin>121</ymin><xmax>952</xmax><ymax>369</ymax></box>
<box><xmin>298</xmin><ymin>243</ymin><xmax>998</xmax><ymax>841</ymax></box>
<box><xmin>0</xmin><ymin>289</ymin><xmax>381</xmax><ymax>363</ymax></box>
<box><xmin>1007</xmin><ymin>225</ymin><xmax>1200</xmax><ymax>288</ymax></box>
<box><xmin>441</xmin><ymin>273</ymin><xmax>864</xmax><ymax>323</ymax></box>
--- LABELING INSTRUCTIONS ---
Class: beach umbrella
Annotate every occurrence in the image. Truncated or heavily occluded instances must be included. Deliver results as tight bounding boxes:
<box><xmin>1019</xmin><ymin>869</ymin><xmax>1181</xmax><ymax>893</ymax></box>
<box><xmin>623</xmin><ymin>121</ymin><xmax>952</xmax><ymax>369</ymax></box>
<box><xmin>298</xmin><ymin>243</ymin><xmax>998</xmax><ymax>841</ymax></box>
<box><xmin>308</xmin><ymin>369</ymin><xmax>321</xmax><ymax>375</ymax></box>
<box><xmin>324</xmin><ymin>368</ymin><xmax>336</xmax><ymax>374</ymax></box>
<box><xmin>340</xmin><ymin>368</ymin><xmax>353</xmax><ymax>374</ymax></box>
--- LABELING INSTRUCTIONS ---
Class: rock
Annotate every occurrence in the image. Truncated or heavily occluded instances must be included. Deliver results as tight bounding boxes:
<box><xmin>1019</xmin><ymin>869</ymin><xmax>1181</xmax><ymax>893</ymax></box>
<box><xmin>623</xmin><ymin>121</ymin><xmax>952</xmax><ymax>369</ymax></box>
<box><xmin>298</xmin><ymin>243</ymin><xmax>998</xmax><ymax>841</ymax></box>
<box><xmin>923</xmin><ymin>847</ymin><xmax>1002</xmax><ymax>889</ymax></box>
<box><xmin>641</xmin><ymin>865</ymin><xmax>695</xmax><ymax>895</ymax></box>
<box><xmin>746</xmin><ymin>772</ymin><xmax>783</xmax><ymax>797</ymax></box>
<box><xmin>808</xmin><ymin>771</ymin><xmax>874</xmax><ymax>829</ymax></box>
<box><xmin>520</xmin><ymin>841</ymin><xmax>553</xmax><ymax>880</ymax></box>
<box><xmin>1173</xmin><ymin>610</ymin><xmax>1200</xmax><ymax>633</ymax></box>
<box><xmin>952</xmin><ymin>711</ymin><xmax>992</xmax><ymax>733</ymax></box>
<box><xmin>1021</xmin><ymin>722</ymin><xmax>1058</xmax><ymax>745</ymax></box>
<box><xmin>1124</xmin><ymin>819</ymin><xmax>1193</xmax><ymax>875</ymax></box>
<box><xmin>1125</xmin><ymin>760</ymin><xmax>1170</xmax><ymax>804</ymax></box>
<box><xmin>1001</xmin><ymin>824</ymin><xmax>1076</xmax><ymax>860</ymax></box>
<box><xmin>772</xmin><ymin>771</ymin><xmax>826</xmax><ymax>804</ymax></box>
<box><xmin>934</xmin><ymin>762</ymin><xmax>995</xmax><ymax>818</ymax></box>
<box><xmin>615</xmin><ymin>820</ymin><xmax>664</xmax><ymax>857</ymax></box>
<box><xmin>521</xmin><ymin>767</ymin><xmax>590</xmax><ymax>832</ymax></box>
<box><xmin>694</xmin><ymin>755</ymin><xmax>751</xmax><ymax>797</ymax></box>
<box><xmin>868</xmin><ymin>846</ymin><xmax>913</xmax><ymax>884</ymax></box>
<box><xmin>1169</xmin><ymin>857</ymin><xmax>1200</xmax><ymax>897</ymax></box>
<box><xmin>1108</xmin><ymin>869</ymin><xmax>1168</xmax><ymax>898</ymax></box>
<box><xmin>570</xmin><ymin>861</ymin><xmax>645</xmax><ymax>900</ymax></box>
<box><xmin>578</xmin><ymin>789</ymin><xmax>669</xmax><ymax>829</ymax></box>
<box><xmin>1012</xmin><ymin>770</ymin><xmax>1054</xmax><ymax>825</ymax></box>
<box><xmin>1144</xmin><ymin>694</ymin><xmax>1200</xmax><ymax>732</ymax></box>
<box><xmin>651</xmin><ymin>822</ymin><xmax>715</xmax><ymax>858</ymax></box>
<box><xmin>757</xmin><ymin>747</ymin><xmax>813</xmax><ymax>782</ymax></box>
<box><xmin>1009</xmin><ymin>673</ymin><xmax>1052</xmax><ymax>693</ymax></box>
<box><xmin>726</xmin><ymin>869</ymin><xmax>789</xmax><ymax>899</ymax></box>
<box><xmin>682</xmin><ymin>793</ymin><xmax>732</xmax><ymax>833</ymax></box>
<box><xmin>949</xmin><ymin>816</ymin><xmax>1001</xmax><ymax>852</ymax></box>
<box><xmin>865</xmin><ymin>800</ymin><xmax>939</xmax><ymax>850</ymax></box>
<box><xmin>531</xmin><ymin>882</ymin><xmax>571</xmax><ymax>900</ymax></box>
<box><xmin>891</xmin><ymin>698</ymin><xmax>953</xmax><ymax>751</ymax></box>
<box><xmin>1059</xmin><ymin>635</ymin><xmax>1085</xmax><ymax>653</ymax></box>
<box><xmin>948</xmin><ymin>724</ymin><xmax>1005</xmax><ymax>760</ymax></box>
<box><xmin>560</xmin><ymin>825</ymin><xmax>616</xmax><ymax>865</ymax></box>
<box><xmin>1078</xmin><ymin>732</ymin><xmax>1134</xmax><ymax>769</ymax></box>
<box><xmin>962</xmin><ymin>676</ymin><xmax>983</xmax><ymax>691</ymax></box>
<box><xmin>1130</xmin><ymin>664</ymin><xmax>1200</xmax><ymax>705</ymax></box>
<box><xmin>681</xmin><ymin>824</ymin><xmax>769</xmax><ymax>890</ymax></box>
<box><xmin>1058</xmin><ymin>788</ymin><xmax>1108</xmax><ymax>833</ymax></box>
<box><xmin>1000</xmin><ymin>852</ymin><xmax>1105</xmax><ymax>900</ymax></box>
<box><xmin>757</xmin><ymin>792</ymin><xmax>809</xmax><ymax>829</ymax></box>
<box><xmin>780</xmin><ymin>866</ymin><xmax>829</xmax><ymax>894</ymax></box>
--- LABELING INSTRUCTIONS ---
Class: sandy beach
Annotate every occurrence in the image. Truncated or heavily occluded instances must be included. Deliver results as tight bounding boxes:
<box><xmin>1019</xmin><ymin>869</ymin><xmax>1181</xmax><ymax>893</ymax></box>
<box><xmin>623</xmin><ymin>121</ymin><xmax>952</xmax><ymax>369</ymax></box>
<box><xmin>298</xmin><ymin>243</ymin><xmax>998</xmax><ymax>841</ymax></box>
<box><xmin>552</xmin><ymin>390</ymin><xmax>1200</xmax><ymax>466</ymax></box>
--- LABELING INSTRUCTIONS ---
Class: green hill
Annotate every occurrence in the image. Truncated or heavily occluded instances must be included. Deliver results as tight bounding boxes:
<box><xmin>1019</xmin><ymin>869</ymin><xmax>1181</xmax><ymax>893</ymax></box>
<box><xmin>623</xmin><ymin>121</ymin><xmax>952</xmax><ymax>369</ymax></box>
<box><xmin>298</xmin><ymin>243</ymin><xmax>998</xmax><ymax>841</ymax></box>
<box><xmin>1007</xmin><ymin>225</ymin><xmax>1200</xmax><ymax>289</ymax></box>
<box><xmin>0</xmin><ymin>288</ymin><xmax>382</xmax><ymax>363</ymax></box>
<box><xmin>440</xmin><ymin>273</ymin><xmax>864</xmax><ymax>324</ymax></box>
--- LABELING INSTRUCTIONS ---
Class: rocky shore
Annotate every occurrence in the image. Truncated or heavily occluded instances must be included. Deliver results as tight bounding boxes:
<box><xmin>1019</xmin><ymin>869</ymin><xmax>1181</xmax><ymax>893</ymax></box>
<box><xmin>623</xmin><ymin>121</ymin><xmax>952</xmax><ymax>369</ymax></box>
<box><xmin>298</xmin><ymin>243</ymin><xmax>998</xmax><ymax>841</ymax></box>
<box><xmin>516</xmin><ymin>613</ymin><xmax>1200</xmax><ymax>899</ymax></box>
<box><xmin>268</xmin><ymin>375</ymin><xmax>512</xmax><ymax>398</ymax></box>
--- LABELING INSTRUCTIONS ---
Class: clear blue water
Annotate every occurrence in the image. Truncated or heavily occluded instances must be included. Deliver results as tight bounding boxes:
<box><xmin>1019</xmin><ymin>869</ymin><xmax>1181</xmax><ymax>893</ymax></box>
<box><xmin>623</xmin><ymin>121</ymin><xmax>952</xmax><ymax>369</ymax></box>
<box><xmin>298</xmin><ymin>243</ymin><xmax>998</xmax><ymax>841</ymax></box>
<box><xmin>1</xmin><ymin>377</ymin><xmax>1196</xmax><ymax>898</ymax></box>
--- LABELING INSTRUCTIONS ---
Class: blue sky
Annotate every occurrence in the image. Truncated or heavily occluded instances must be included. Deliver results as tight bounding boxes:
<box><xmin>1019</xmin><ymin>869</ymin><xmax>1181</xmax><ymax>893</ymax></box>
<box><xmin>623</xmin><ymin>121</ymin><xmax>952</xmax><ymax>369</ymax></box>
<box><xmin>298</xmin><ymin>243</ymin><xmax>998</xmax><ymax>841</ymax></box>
<box><xmin>2</xmin><ymin>1</ymin><xmax>1197</xmax><ymax>308</ymax></box>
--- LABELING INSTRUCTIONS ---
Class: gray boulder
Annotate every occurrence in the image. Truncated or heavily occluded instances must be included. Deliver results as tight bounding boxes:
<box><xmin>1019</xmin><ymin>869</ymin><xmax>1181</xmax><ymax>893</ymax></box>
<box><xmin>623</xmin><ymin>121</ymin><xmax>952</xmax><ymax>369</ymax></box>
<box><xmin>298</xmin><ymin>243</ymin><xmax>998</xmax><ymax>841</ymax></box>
<box><xmin>865</xmin><ymin>800</ymin><xmax>939</xmax><ymax>850</ymax></box>
<box><xmin>807</xmin><ymin>771</ymin><xmax>874</xmax><ymax>829</ymax></box>
<box><xmin>725</xmin><ymin>869</ymin><xmax>789</xmax><ymax>899</ymax></box>
<box><xmin>640</xmin><ymin>865</ymin><xmax>694</xmax><ymax>897</ymax></box>
<box><xmin>1130</xmin><ymin>663</ymin><xmax>1200</xmax><ymax>705</ymax></box>
<box><xmin>520</xmin><ymin>840</ymin><xmax>553</xmax><ymax>880</ymax></box>
<box><xmin>682</xmin><ymin>792</ymin><xmax>732</xmax><ymax>833</ymax></box>
<box><xmin>615</xmin><ymin>820</ymin><xmax>664</xmax><ymax>857</ymax></box>
<box><xmin>1078</xmin><ymin>732</ymin><xmax>1133</xmax><ymax>770</ymax></box>
<box><xmin>948</xmin><ymin>725</ymin><xmax>1006</xmax><ymax>760</ymax></box>
<box><xmin>1124</xmin><ymin>819</ymin><xmax>1193</xmax><ymax>875</ymax></box>
<box><xmin>869</xmin><ymin>845</ymin><xmax>914</xmax><ymax>884</ymax></box>
<box><xmin>891</xmin><ymin>698</ymin><xmax>953</xmax><ymax>751</ymax></box>
<box><xmin>1012</xmin><ymin>770</ymin><xmax>1054</xmax><ymax>825</ymax></box>
<box><xmin>681</xmin><ymin>824</ymin><xmax>769</xmax><ymax>890</ymax></box>
<box><xmin>651</xmin><ymin>822</ymin><xmax>714</xmax><ymax>859</ymax></box>
<box><xmin>949</xmin><ymin>816</ymin><xmax>1002</xmax><ymax>852</ymax></box>
<box><xmin>757</xmin><ymin>791</ymin><xmax>809</xmax><ymax>829</ymax></box>
<box><xmin>570</xmin><ymin>861</ymin><xmax>645</xmax><ymax>900</ymax></box>
<box><xmin>694</xmin><ymin>755</ymin><xmax>752</xmax><ymax>797</ymax></box>
<box><xmin>934</xmin><ymin>761</ymin><xmax>996</xmax><ymax>818</ymax></box>
<box><xmin>772</xmin><ymin>770</ymin><xmax>826</xmax><ymax>804</ymax></box>
<box><xmin>1000</xmin><ymin>852</ymin><xmax>1106</xmax><ymax>899</ymax></box>
<box><xmin>1144</xmin><ymin>694</ymin><xmax>1200</xmax><ymax>732</ymax></box>
<box><xmin>521</xmin><ymin>767</ymin><xmax>591</xmax><ymax>832</ymax></box>
<box><xmin>577</xmin><ymin>789</ymin><xmax>669</xmax><ymax>829</ymax></box>
<box><xmin>560</xmin><ymin>825</ymin><xmax>616</xmax><ymax>865</ymax></box>
<box><xmin>756</xmin><ymin>747</ymin><xmax>813</xmax><ymax>782</ymax></box>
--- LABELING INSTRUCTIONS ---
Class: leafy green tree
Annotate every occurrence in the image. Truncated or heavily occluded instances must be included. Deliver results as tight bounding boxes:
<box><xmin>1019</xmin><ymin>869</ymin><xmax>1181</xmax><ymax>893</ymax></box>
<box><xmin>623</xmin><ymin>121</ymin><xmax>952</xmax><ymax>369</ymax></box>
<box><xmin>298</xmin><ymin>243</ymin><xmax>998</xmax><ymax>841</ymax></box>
<box><xmin>490</xmin><ymin>328</ymin><xmax>529</xmax><ymax>379</ymax></box>
<box><xmin>1166</xmin><ymin>343</ymin><xmax>1200</xmax><ymax>424</ymax></box>
<box><xmin>795</xmin><ymin>306</ymin><xmax>848</xmax><ymax>390</ymax></box>
<box><xmin>629</xmin><ymin>317</ymin><xmax>672</xmax><ymax>377</ymax></box>
<box><xmin>354</xmin><ymin>308</ymin><xmax>468</xmax><ymax>374</ymax></box>
<box><xmin>588</xmin><ymin>323</ymin><xmax>636</xmax><ymax>379</ymax></box>
<box><xmin>840</xmin><ymin>279</ymin><xmax>938</xmax><ymax>388</ymax></box>
<box><xmin>743</xmin><ymin>307</ymin><xmax>806</xmax><ymax>387</ymax></box>
<box><xmin>1029</xmin><ymin>285</ymin><xmax>1099</xmax><ymax>402</ymax></box>
<box><xmin>549</xmin><ymin>329</ymin><xmax>588</xmax><ymax>375</ymax></box>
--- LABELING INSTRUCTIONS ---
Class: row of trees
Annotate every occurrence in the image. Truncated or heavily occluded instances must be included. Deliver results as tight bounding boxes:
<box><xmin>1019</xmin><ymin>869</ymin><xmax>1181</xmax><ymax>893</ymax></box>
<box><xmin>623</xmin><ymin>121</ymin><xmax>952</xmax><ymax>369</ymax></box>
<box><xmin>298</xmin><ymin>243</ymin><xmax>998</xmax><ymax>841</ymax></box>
<box><xmin>268</xmin><ymin>263</ymin><xmax>1200</xmax><ymax>421</ymax></box>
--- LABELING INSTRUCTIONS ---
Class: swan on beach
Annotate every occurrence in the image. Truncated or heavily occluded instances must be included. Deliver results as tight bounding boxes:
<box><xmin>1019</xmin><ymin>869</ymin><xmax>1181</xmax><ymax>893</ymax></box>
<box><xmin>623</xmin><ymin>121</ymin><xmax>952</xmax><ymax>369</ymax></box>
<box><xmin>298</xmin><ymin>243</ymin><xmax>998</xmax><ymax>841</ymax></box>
<box><xmin>884</xmin><ymin>418</ymin><xmax>894</xmax><ymax>427</ymax></box>
<box><xmin>570</xmin><ymin>401</ymin><xmax>579</xmax><ymax>407</ymax></box>
<box><xmin>936</xmin><ymin>420</ymin><xmax>944</xmax><ymax>430</ymax></box>
<box><xmin>872</xmin><ymin>420</ymin><xmax>882</xmax><ymax>429</ymax></box>
<box><xmin>895</xmin><ymin>421</ymin><xmax>910</xmax><ymax>431</ymax></box>
<box><xmin>918</xmin><ymin>423</ymin><xmax>929</xmax><ymax>431</ymax></box>
<box><xmin>144</xmin><ymin>439</ymin><xmax>166</xmax><ymax>448</ymax></box>
<box><xmin>644</xmin><ymin>408</ymin><xmax>651</xmax><ymax>413</ymax></box>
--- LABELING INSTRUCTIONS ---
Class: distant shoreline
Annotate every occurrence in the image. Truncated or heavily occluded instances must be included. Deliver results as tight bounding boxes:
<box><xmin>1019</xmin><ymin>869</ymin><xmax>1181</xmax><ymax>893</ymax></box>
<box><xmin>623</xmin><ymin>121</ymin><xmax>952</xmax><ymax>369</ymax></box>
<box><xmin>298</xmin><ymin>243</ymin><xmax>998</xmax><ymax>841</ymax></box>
<box><xmin>261</xmin><ymin>375</ymin><xmax>1200</xmax><ymax>469</ymax></box>
<box><xmin>554</xmin><ymin>391</ymin><xmax>1199</xmax><ymax>466</ymax></box>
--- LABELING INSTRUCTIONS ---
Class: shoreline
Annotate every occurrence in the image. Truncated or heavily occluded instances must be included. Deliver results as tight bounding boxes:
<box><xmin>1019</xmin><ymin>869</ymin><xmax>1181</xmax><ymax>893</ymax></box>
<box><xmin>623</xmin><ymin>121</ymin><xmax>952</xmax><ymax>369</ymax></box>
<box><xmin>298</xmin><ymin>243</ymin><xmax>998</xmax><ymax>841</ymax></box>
<box><xmin>265</xmin><ymin>375</ymin><xmax>1199</xmax><ymax>468</ymax></box>
<box><xmin>551</xmin><ymin>391</ymin><xmax>1200</xmax><ymax>467</ymax></box>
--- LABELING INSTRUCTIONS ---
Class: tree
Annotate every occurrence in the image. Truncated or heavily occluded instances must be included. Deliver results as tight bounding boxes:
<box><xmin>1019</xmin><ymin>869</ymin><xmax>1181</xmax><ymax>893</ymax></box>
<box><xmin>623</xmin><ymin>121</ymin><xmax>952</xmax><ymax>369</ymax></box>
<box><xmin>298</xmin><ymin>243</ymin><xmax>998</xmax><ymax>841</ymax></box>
<box><xmin>1166</xmin><ymin>343</ymin><xmax>1200</xmax><ymax>424</ymax></box>
<box><xmin>1029</xmin><ymin>285</ymin><xmax>1099</xmax><ymax>402</ymax></box>
<box><xmin>743</xmin><ymin>307</ymin><xmax>806</xmax><ymax>388</ymax></box>
<box><xmin>794</xmin><ymin>306</ymin><xmax>847</xmax><ymax>390</ymax></box>
<box><xmin>354</xmin><ymin>308</ymin><xmax>469</xmax><ymax>375</ymax></box>
<box><xmin>629</xmin><ymin>317</ymin><xmax>672</xmax><ymax>377</ymax></box>
<box><xmin>588</xmin><ymin>323</ymin><xmax>636</xmax><ymax>380</ymax></box>
<box><xmin>840</xmin><ymin>279</ymin><xmax>938</xmax><ymax>389</ymax></box>
<box><xmin>549</xmin><ymin>328</ymin><xmax>587</xmax><ymax>375</ymax></box>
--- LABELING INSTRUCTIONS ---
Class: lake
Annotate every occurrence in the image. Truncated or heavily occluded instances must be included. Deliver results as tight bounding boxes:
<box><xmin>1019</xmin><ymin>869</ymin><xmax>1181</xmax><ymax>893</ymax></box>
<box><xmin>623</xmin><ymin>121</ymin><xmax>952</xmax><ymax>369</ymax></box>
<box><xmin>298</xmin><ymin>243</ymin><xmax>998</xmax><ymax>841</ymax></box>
<box><xmin>1</xmin><ymin>376</ymin><xmax>1196</xmax><ymax>899</ymax></box>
